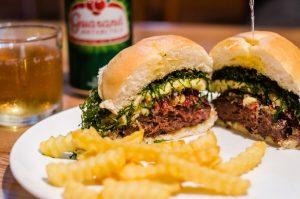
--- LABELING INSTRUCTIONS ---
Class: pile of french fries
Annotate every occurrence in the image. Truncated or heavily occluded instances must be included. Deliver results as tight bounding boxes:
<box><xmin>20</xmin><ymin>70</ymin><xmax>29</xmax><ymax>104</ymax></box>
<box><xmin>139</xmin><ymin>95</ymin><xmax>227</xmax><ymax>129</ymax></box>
<box><xmin>40</xmin><ymin>127</ymin><xmax>266</xmax><ymax>199</ymax></box>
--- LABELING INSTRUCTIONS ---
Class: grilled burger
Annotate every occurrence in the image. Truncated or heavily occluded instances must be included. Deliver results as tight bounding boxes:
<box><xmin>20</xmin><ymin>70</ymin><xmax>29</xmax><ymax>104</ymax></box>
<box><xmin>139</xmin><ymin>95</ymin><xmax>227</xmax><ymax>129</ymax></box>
<box><xmin>210</xmin><ymin>31</ymin><xmax>300</xmax><ymax>149</ymax></box>
<box><xmin>80</xmin><ymin>35</ymin><xmax>217</xmax><ymax>142</ymax></box>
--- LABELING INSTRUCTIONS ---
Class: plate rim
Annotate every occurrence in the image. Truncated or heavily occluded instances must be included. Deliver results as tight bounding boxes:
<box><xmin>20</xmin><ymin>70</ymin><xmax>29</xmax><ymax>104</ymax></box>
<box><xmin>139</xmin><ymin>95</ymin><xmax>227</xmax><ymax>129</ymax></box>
<box><xmin>9</xmin><ymin>106</ymin><xmax>79</xmax><ymax>198</ymax></box>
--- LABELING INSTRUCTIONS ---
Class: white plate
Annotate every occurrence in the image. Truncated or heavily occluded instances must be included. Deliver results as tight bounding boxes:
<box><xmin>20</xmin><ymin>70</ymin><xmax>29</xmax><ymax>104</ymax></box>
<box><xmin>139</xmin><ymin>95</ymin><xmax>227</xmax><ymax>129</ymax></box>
<box><xmin>10</xmin><ymin>107</ymin><xmax>300</xmax><ymax>199</ymax></box>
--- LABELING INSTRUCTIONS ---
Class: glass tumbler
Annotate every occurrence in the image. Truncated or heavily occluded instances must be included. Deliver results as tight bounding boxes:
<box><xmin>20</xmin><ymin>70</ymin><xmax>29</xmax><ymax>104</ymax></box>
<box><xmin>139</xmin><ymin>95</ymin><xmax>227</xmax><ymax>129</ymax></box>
<box><xmin>0</xmin><ymin>24</ymin><xmax>63</xmax><ymax>126</ymax></box>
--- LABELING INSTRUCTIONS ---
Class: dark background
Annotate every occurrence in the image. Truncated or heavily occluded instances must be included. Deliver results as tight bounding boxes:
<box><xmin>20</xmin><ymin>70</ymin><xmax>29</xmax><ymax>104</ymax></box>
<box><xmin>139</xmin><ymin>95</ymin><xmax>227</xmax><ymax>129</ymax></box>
<box><xmin>0</xmin><ymin>0</ymin><xmax>300</xmax><ymax>27</ymax></box>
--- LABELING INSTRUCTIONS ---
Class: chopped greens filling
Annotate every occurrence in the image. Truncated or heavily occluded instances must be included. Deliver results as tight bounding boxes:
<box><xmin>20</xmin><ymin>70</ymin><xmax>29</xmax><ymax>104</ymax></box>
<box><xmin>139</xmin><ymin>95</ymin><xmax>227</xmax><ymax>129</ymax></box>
<box><xmin>211</xmin><ymin>66</ymin><xmax>300</xmax><ymax>122</ymax></box>
<box><xmin>80</xmin><ymin>89</ymin><xmax>112</xmax><ymax>136</ymax></box>
<box><xmin>80</xmin><ymin>69</ymin><xmax>209</xmax><ymax>136</ymax></box>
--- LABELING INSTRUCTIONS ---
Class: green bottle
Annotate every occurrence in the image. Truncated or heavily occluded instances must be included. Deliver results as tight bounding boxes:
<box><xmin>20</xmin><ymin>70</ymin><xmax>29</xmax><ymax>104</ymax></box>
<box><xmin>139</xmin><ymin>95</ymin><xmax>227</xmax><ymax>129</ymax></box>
<box><xmin>65</xmin><ymin>0</ymin><xmax>132</xmax><ymax>94</ymax></box>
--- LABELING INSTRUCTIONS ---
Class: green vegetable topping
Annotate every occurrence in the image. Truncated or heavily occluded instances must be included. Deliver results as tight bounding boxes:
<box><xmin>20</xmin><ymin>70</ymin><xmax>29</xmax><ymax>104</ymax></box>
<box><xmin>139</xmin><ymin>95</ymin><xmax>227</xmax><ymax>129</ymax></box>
<box><xmin>80</xmin><ymin>69</ymin><xmax>209</xmax><ymax>136</ymax></box>
<box><xmin>80</xmin><ymin>89</ymin><xmax>113</xmax><ymax>136</ymax></box>
<box><xmin>212</xmin><ymin>66</ymin><xmax>300</xmax><ymax>123</ymax></box>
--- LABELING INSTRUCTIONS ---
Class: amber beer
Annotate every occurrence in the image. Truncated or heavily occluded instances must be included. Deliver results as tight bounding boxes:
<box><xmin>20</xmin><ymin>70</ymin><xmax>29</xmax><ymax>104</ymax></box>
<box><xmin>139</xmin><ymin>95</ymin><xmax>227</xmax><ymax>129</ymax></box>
<box><xmin>0</xmin><ymin>25</ymin><xmax>62</xmax><ymax>126</ymax></box>
<box><xmin>65</xmin><ymin>0</ymin><xmax>132</xmax><ymax>94</ymax></box>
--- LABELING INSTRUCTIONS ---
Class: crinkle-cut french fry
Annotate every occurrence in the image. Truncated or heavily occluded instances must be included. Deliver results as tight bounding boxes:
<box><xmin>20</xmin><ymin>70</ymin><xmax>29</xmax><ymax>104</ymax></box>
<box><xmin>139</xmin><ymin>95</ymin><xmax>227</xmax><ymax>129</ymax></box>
<box><xmin>75</xmin><ymin>138</ymin><xmax>219</xmax><ymax>165</ymax></box>
<box><xmin>170</xmin><ymin>145</ymin><xmax>220</xmax><ymax>167</ymax></box>
<box><xmin>119</xmin><ymin>164</ymin><xmax>166</xmax><ymax>180</ymax></box>
<box><xmin>73</xmin><ymin>130</ymin><xmax>220</xmax><ymax>166</ymax></box>
<box><xmin>73</xmin><ymin>137</ymin><xmax>160</xmax><ymax>162</ymax></box>
<box><xmin>47</xmin><ymin>149</ymin><xmax>125</xmax><ymax>186</ymax></box>
<box><xmin>192</xmin><ymin>146</ymin><xmax>221</xmax><ymax>167</ymax></box>
<box><xmin>63</xmin><ymin>182</ymin><xmax>100</xmax><ymax>199</ymax></box>
<box><xmin>214</xmin><ymin>141</ymin><xmax>267</xmax><ymax>176</ymax></box>
<box><xmin>40</xmin><ymin>134</ymin><xmax>74</xmax><ymax>158</ymax></box>
<box><xmin>71</xmin><ymin>129</ymin><xmax>109</xmax><ymax>154</ymax></box>
<box><xmin>82</xmin><ymin>127</ymin><xmax>100</xmax><ymax>136</ymax></box>
<box><xmin>76</xmin><ymin>150</ymin><xmax>98</xmax><ymax>160</ymax></box>
<box><xmin>155</xmin><ymin>131</ymin><xmax>216</xmax><ymax>151</ymax></box>
<box><xmin>159</xmin><ymin>154</ymin><xmax>250</xmax><ymax>196</ymax></box>
<box><xmin>101</xmin><ymin>179</ymin><xmax>180</xmax><ymax>199</ymax></box>
<box><xmin>126</xmin><ymin>132</ymin><xmax>219</xmax><ymax>165</ymax></box>
<box><xmin>72</xmin><ymin>129</ymin><xmax>145</xmax><ymax>159</ymax></box>
<box><xmin>162</xmin><ymin>132</ymin><xmax>220</xmax><ymax>167</ymax></box>
<box><xmin>40</xmin><ymin>132</ymin><xmax>76</xmax><ymax>158</ymax></box>
<box><xmin>77</xmin><ymin>136</ymin><xmax>161</xmax><ymax>161</ymax></box>
<box><xmin>40</xmin><ymin>127</ymin><xmax>99</xmax><ymax>158</ymax></box>
<box><xmin>119</xmin><ymin>129</ymin><xmax>144</xmax><ymax>144</ymax></box>
<box><xmin>192</xmin><ymin>130</ymin><xmax>218</xmax><ymax>147</ymax></box>
<box><xmin>155</xmin><ymin>140</ymin><xmax>185</xmax><ymax>150</ymax></box>
<box><xmin>124</xmin><ymin>144</ymin><xmax>161</xmax><ymax>162</ymax></box>
<box><xmin>187</xmin><ymin>131</ymin><xmax>218</xmax><ymax>156</ymax></box>
<box><xmin>189</xmin><ymin>131</ymin><xmax>221</xmax><ymax>166</ymax></box>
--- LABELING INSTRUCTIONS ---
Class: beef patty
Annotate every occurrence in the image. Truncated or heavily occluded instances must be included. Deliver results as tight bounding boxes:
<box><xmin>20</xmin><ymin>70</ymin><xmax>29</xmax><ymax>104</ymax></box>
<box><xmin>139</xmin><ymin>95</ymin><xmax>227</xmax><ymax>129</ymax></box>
<box><xmin>213</xmin><ymin>92</ymin><xmax>300</xmax><ymax>144</ymax></box>
<box><xmin>125</xmin><ymin>90</ymin><xmax>211</xmax><ymax>137</ymax></box>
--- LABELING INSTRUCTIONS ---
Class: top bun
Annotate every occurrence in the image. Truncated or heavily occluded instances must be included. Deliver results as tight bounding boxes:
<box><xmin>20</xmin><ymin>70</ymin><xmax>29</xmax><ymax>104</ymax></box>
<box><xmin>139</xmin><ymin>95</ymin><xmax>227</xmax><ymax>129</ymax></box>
<box><xmin>98</xmin><ymin>35</ymin><xmax>213</xmax><ymax>113</ymax></box>
<box><xmin>210</xmin><ymin>31</ymin><xmax>300</xmax><ymax>96</ymax></box>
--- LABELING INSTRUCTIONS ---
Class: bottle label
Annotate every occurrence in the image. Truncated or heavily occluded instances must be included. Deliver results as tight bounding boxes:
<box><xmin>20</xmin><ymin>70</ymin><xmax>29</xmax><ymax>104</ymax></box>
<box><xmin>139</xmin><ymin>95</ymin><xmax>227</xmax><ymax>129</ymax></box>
<box><xmin>68</xmin><ymin>0</ymin><xmax>129</xmax><ymax>45</ymax></box>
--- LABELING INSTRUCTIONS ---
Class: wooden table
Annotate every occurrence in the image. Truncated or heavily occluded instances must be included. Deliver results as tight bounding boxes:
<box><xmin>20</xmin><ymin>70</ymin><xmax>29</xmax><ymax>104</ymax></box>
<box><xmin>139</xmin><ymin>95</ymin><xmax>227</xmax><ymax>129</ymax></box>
<box><xmin>1</xmin><ymin>22</ymin><xmax>300</xmax><ymax>198</ymax></box>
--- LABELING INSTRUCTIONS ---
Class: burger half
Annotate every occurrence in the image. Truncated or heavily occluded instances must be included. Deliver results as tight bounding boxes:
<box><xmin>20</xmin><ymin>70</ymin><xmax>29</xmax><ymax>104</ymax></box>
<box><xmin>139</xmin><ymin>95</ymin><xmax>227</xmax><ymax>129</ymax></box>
<box><xmin>80</xmin><ymin>35</ymin><xmax>217</xmax><ymax>142</ymax></box>
<box><xmin>210</xmin><ymin>31</ymin><xmax>300</xmax><ymax>149</ymax></box>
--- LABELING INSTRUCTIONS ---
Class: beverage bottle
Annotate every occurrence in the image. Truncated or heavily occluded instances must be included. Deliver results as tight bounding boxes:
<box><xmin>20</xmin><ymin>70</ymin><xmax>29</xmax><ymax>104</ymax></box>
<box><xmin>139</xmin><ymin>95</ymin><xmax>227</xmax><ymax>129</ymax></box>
<box><xmin>65</xmin><ymin>0</ymin><xmax>132</xmax><ymax>95</ymax></box>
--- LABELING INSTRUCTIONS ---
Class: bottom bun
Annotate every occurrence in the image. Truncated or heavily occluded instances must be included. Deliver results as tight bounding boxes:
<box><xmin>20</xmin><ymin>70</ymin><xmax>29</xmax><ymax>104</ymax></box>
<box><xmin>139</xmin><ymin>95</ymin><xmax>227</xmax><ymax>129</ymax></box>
<box><xmin>216</xmin><ymin>119</ymin><xmax>300</xmax><ymax>149</ymax></box>
<box><xmin>144</xmin><ymin>108</ymin><xmax>218</xmax><ymax>143</ymax></box>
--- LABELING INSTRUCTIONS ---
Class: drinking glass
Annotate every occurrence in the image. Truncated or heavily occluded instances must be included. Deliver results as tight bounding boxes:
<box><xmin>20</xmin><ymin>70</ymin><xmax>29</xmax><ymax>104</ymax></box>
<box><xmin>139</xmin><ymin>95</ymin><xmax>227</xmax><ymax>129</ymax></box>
<box><xmin>0</xmin><ymin>24</ymin><xmax>63</xmax><ymax>126</ymax></box>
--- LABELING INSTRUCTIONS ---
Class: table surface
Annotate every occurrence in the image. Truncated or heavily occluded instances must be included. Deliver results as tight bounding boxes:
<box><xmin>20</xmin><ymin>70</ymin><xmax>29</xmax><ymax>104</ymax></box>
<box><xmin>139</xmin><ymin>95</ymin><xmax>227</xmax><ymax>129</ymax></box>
<box><xmin>1</xmin><ymin>22</ymin><xmax>300</xmax><ymax>198</ymax></box>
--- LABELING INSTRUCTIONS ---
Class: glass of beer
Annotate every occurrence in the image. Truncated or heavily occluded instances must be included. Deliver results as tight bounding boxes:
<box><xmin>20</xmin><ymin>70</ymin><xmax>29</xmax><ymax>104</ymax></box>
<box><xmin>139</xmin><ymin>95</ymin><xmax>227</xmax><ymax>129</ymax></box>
<box><xmin>0</xmin><ymin>24</ymin><xmax>63</xmax><ymax>126</ymax></box>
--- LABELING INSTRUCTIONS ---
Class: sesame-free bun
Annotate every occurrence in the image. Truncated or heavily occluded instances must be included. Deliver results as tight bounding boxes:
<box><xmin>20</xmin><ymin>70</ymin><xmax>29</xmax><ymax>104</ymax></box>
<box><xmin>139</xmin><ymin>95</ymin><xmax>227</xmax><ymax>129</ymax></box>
<box><xmin>210</xmin><ymin>31</ymin><xmax>300</xmax><ymax>96</ymax></box>
<box><xmin>98</xmin><ymin>35</ymin><xmax>213</xmax><ymax>113</ymax></box>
